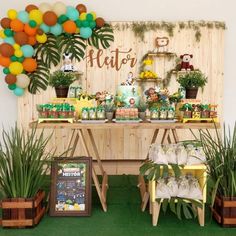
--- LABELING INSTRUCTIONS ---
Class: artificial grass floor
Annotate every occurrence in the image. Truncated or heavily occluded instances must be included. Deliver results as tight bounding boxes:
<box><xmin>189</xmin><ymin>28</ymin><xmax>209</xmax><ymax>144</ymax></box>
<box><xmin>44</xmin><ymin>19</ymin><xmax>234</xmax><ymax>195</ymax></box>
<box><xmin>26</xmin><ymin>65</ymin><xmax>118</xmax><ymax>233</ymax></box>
<box><xmin>1</xmin><ymin>175</ymin><xmax>236</xmax><ymax>236</ymax></box>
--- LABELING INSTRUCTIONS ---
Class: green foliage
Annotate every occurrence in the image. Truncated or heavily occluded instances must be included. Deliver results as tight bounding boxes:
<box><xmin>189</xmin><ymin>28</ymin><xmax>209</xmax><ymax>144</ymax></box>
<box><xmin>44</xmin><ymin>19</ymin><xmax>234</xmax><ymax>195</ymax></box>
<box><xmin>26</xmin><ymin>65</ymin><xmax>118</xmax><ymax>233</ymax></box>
<box><xmin>138</xmin><ymin>100</ymin><xmax>147</xmax><ymax>112</ymax></box>
<box><xmin>58</xmin><ymin>33</ymin><xmax>86</xmax><ymax>62</ymax></box>
<box><xmin>48</xmin><ymin>70</ymin><xmax>76</xmax><ymax>88</ymax></box>
<box><xmin>105</xmin><ymin>102</ymin><xmax>115</xmax><ymax>112</ymax></box>
<box><xmin>28</xmin><ymin>60</ymin><xmax>49</xmax><ymax>94</ymax></box>
<box><xmin>0</xmin><ymin>126</ymin><xmax>54</xmax><ymax>198</ymax></box>
<box><xmin>34</xmin><ymin>34</ymin><xmax>61</xmax><ymax>68</ymax></box>
<box><xmin>199</xmin><ymin>124</ymin><xmax>236</xmax><ymax>199</ymax></box>
<box><xmin>177</xmin><ymin>71</ymin><xmax>207</xmax><ymax>89</ymax></box>
<box><xmin>88</xmin><ymin>24</ymin><xmax>114</xmax><ymax>49</ymax></box>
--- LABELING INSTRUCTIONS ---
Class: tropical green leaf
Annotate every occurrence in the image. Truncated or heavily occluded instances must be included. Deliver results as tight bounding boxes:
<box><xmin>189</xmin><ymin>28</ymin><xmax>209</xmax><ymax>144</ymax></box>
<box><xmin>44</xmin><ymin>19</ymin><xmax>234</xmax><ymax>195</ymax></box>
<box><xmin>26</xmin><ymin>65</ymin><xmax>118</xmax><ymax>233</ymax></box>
<box><xmin>28</xmin><ymin>60</ymin><xmax>49</xmax><ymax>94</ymax></box>
<box><xmin>88</xmin><ymin>24</ymin><xmax>114</xmax><ymax>49</ymax></box>
<box><xmin>169</xmin><ymin>198</ymin><xmax>176</xmax><ymax>214</ymax></box>
<box><xmin>162</xmin><ymin>199</ymin><xmax>169</xmax><ymax>214</ymax></box>
<box><xmin>34</xmin><ymin>33</ymin><xmax>61</xmax><ymax>67</ymax></box>
<box><xmin>58</xmin><ymin>33</ymin><xmax>86</xmax><ymax>62</ymax></box>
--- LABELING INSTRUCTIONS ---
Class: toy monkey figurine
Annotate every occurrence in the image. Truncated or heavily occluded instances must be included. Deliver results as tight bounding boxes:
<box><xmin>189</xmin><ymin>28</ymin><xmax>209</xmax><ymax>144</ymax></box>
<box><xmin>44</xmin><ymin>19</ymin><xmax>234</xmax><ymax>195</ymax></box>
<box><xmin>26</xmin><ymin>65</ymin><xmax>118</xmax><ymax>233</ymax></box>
<box><xmin>121</xmin><ymin>72</ymin><xmax>135</xmax><ymax>86</ymax></box>
<box><xmin>61</xmin><ymin>53</ymin><xmax>77</xmax><ymax>72</ymax></box>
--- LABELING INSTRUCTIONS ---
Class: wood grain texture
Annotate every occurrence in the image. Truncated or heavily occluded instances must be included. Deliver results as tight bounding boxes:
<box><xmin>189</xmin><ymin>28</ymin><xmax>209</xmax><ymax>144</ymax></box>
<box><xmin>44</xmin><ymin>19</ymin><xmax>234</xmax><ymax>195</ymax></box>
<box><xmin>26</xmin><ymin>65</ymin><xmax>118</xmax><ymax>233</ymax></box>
<box><xmin>19</xmin><ymin>21</ymin><xmax>224</xmax><ymax>160</ymax></box>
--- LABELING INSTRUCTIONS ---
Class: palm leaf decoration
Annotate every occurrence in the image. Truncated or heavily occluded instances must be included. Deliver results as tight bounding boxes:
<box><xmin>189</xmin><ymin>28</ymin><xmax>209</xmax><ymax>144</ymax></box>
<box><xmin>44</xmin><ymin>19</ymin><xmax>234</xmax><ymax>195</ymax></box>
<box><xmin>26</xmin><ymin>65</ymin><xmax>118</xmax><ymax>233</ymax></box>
<box><xmin>34</xmin><ymin>34</ymin><xmax>61</xmax><ymax>68</ymax></box>
<box><xmin>28</xmin><ymin>60</ymin><xmax>49</xmax><ymax>94</ymax></box>
<box><xmin>88</xmin><ymin>24</ymin><xmax>114</xmax><ymax>49</ymax></box>
<box><xmin>58</xmin><ymin>33</ymin><xmax>86</xmax><ymax>62</ymax></box>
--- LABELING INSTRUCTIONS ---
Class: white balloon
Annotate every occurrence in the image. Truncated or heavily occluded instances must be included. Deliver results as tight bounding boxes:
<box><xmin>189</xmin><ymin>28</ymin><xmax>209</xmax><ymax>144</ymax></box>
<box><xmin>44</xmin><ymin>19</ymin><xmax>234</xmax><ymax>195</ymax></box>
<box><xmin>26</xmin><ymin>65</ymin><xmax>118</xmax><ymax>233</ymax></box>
<box><xmin>53</xmin><ymin>2</ymin><xmax>67</xmax><ymax>16</ymax></box>
<box><xmin>16</xmin><ymin>74</ymin><xmax>30</xmax><ymax>89</ymax></box>
<box><xmin>39</xmin><ymin>3</ymin><xmax>52</xmax><ymax>13</ymax></box>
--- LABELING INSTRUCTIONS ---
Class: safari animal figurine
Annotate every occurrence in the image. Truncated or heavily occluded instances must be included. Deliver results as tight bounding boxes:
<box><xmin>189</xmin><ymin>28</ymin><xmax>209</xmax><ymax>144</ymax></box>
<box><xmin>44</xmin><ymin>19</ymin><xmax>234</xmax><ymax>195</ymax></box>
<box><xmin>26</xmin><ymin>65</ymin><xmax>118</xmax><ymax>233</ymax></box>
<box><xmin>61</xmin><ymin>53</ymin><xmax>77</xmax><ymax>72</ymax></box>
<box><xmin>121</xmin><ymin>72</ymin><xmax>135</xmax><ymax>86</ymax></box>
<box><xmin>154</xmin><ymin>37</ymin><xmax>169</xmax><ymax>53</ymax></box>
<box><xmin>179</xmin><ymin>54</ymin><xmax>194</xmax><ymax>71</ymax></box>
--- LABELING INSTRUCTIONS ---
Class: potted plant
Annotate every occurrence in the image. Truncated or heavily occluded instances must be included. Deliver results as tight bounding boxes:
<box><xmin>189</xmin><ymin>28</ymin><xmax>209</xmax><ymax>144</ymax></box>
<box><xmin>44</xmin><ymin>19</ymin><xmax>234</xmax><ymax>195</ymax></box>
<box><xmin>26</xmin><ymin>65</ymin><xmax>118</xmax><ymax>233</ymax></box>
<box><xmin>179</xmin><ymin>103</ymin><xmax>193</xmax><ymax>119</ymax></box>
<box><xmin>105</xmin><ymin>103</ymin><xmax>115</xmax><ymax>122</ymax></box>
<box><xmin>138</xmin><ymin>101</ymin><xmax>147</xmax><ymax>121</ymax></box>
<box><xmin>49</xmin><ymin>70</ymin><xmax>76</xmax><ymax>98</ymax></box>
<box><xmin>177</xmin><ymin>71</ymin><xmax>207</xmax><ymax>99</ymax></box>
<box><xmin>200</xmin><ymin>104</ymin><xmax>210</xmax><ymax>118</ymax></box>
<box><xmin>0</xmin><ymin>126</ymin><xmax>54</xmax><ymax>228</ymax></box>
<box><xmin>199</xmin><ymin>124</ymin><xmax>236</xmax><ymax>227</ymax></box>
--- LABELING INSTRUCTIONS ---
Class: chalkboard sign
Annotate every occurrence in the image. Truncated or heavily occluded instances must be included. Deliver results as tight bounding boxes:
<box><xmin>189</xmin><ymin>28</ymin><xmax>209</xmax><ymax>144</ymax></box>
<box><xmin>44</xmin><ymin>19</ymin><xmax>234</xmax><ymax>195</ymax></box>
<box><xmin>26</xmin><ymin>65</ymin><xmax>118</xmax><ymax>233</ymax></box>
<box><xmin>49</xmin><ymin>157</ymin><xmax>92</xmax><ymax>216</ymax></box>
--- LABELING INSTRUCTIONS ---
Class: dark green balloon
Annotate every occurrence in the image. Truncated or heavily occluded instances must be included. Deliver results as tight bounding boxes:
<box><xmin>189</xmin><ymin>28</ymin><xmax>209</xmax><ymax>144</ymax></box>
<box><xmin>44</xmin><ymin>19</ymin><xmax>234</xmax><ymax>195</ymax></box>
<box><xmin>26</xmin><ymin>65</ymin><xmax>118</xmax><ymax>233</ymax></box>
<box><xmin>89</xmin><ymin>21</ymin><xmax>96</xmax><ymax>29</ymax></box>
<box><xmin>29</xmin><ymin>20</ymin><xmax>37</xmax><ymax>28</ymax></box>
<box><xmin>8</xmin><ymin>84</ymin><xmax>16</xmax><ymax>90</ymax></box>
<box><xmin>82</xmin><ymin>20</ymin><xmax>89</xmax><ymax>27</ymax></box>
<box><xmin>58</xmin><ymin>15</ymin><xmax>68</xmax><ymax>24</ymax></box>
<box><xmin>17</xmin><ymin>56</ymin><xmax>25</xmax><ymax>63</ymax></box>
<box><xmin>75</xmin><ymin>19</ymin><xmax>82</xmax><ymax>28</ymax></box>
<box><xmin>4</xmin><ymin>28</ymin><xmax>13</xmax><ymax>37</ymax></box>
<box><xmin>86</xmin><ymin>13</ymin><xmax>94</xmax><ymax>22</ymax></box>
<box><xmin>11</xmin><ymin>55</ymin><xmax>18</xmax><ymax>62</ymax></box>
<box><xmin>3</xmin><ymin>68</ymin><xmax>10</xmax><ymax>74</ymax></box>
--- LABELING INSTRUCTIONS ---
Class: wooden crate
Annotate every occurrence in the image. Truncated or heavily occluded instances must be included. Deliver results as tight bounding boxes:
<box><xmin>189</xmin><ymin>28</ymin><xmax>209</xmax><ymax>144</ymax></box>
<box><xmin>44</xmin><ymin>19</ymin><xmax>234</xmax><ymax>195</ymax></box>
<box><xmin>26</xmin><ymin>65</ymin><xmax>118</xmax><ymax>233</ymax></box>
<box><xmin>211</xmin><ymin>195</ymin><xmax>236</xmax><ymax>227</ymax></box>
<box><xmin>0</xmin><ymin>190</ymin><xmax>45</xmax><ymax>228</ymax></box>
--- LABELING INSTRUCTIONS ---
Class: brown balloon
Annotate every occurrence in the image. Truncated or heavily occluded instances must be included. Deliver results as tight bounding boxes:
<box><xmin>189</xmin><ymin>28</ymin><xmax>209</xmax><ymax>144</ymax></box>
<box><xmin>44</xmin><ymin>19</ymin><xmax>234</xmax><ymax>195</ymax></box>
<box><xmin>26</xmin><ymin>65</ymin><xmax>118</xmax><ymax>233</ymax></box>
<box><xmin>76</xmin><ymin>4</ymin><xmax>87</xmax><ymax>13</ymax></box>
<box><xmin>0</xmin><ymin>43</ymin><xmax>14</xmax><ymax>57</ymax></box>
<box><xmin>25</xmin><ymin>4</ymin><xmax>38</xmax><ymax>13</ymax></box>
<box><xmin>43</xmin><ymin>11</ymin><xmax>57</xmax><ymax>26</ymax></box>
<box><xmin>96</xmin><ymin>17</ymin><xmax>105</xmax><ymax>28</ymax></box>
<box><xmin>5</xmin><ymin>74</ymin><xmax>17</xmax><ymax>85</ymax></box>
<box><xmin>14</xmin><ymin>32</ymin><xmax>29</xmax><ymax>46</ymax></box>
<box><xmin>37</xmin><ymin>29</ymin><xmax>44</xmax><ymax>35</ymax></box>
<box><xmin>0</xmin><ymin>17</ymin><xmax>11</xmax><ymax>29</ymax></box>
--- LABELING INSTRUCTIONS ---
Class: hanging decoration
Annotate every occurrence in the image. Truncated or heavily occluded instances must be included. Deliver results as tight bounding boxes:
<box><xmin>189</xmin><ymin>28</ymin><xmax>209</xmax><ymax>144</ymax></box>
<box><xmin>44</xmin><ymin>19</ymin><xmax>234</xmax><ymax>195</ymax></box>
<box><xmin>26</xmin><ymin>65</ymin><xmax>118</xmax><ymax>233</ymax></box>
<box><xmin>0</xmin><ymin>2</ymin><xmax>114</xmax><ymax>96</ymax></box>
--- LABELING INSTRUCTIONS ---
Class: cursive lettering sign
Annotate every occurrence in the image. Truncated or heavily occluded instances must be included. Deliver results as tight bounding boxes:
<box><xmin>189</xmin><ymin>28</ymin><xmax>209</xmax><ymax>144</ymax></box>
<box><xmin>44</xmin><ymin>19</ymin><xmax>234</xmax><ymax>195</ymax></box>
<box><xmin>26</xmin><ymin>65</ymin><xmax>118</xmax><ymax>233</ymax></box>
<box><xmin>86</xmin><ymin>48</ymin><xmax>137</xmax><ymax>71</ymax></box>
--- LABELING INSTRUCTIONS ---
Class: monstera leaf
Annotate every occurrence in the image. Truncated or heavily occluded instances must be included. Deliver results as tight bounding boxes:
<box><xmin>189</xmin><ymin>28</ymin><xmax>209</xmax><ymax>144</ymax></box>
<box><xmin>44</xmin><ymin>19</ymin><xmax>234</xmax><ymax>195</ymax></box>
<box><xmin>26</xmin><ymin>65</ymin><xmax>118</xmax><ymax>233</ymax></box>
<box><xmin>34</xmin><ymin>34</ymin><xmax>61</xmax><ymax>68</ymax></box>
<box><xmin>28</xmin><ymin>60</ymin><xmax>49</xmax><ymax>94</ymax></box>
<box><xmin>58</xmin><ymin>33</ymin><xmax>86</xmax><ymax>62</ymax></box>
<box><xmin>88</xmin><ymin>24</ymin><xmax>114</xmax><ymax>49</ymax></box>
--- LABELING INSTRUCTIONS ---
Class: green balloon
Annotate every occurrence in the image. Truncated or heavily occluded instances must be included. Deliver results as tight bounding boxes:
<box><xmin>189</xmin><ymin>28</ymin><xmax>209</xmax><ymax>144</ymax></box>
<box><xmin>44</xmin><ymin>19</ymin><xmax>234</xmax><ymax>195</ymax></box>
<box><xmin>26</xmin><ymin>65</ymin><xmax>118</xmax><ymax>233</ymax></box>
<box><xmin>4</xmin><ymin>28</ymin><xmax>13</xmax><ymax>37</ymax></box>
<box><xmin>58</xmin><ymin>15</ymin><xmax>68</xmax><ymax>24</ymax></box>
<box><xmin>3</xmin><ymin>68</ymin><xmax>10</xmax><ymax>74</ymax></box>
<box><xmin>29</xmin><ymin>20</ymin><xmax>37</xmax><ymax>28</ymax></box>
<box><xmin>89</xmin><ymin>21</ymin><xmax>96</xmax><ymax>29</ymax></box>
<box><xmin>8</xmin><ymin>84</ymin><xmax>16</xmax><ymax>90</ymax></box>
<box><xmin>75</xmin><ymin>19</ymin><xmax>82</xmax><ymax>28</ymax></box>
<box><xmin>11</xmin><ymin>55</ymin><xmax>18</xmax><ymax>62</ymax></box>
<box><xmin>86</xmin><ymin>13</ymin><xmax>94</xmax><ymax>22</ymax></box>
<box><xmin>82</xmin><ymin>20</ymin><xmax>89</xmax><ymax>27</ymax></box>
<box><xmin>17</xmin><ymin>56</ymin><xmax>25</xmax><ymax>63</ymax></box>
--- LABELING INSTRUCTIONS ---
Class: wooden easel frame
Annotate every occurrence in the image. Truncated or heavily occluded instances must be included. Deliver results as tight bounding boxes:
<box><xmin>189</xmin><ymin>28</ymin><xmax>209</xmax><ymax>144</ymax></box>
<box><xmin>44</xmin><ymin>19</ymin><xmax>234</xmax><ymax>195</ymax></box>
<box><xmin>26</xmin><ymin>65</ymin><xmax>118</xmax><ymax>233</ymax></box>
<box><xmin>65</xmin><ymin>128</ymin><xmax>108</xmax><ymax>212</ymax></box>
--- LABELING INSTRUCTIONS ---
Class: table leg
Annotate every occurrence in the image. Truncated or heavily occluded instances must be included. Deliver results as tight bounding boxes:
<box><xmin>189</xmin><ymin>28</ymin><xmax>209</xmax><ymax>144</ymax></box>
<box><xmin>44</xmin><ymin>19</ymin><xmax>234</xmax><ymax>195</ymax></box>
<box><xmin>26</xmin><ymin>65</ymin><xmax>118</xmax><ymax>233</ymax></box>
<box><xmin>171</xmin><ymin>129</ymin><xmax>179</xmax><ymax>143</ymax></box>
<box><xmin>152</xmin><ymin>201</ymin><xmax>161</xmax><ymax>226</ymax></box>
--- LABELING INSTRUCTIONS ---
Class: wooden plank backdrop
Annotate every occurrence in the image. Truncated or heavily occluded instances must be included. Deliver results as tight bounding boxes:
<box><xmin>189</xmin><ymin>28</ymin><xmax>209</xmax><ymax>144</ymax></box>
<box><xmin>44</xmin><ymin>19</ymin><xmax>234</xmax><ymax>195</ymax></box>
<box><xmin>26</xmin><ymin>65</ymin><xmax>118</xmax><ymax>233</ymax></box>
<box><xmin>18</xmin><ymin>21</ymin><xmax>225</xmax><ymax>160</ymax></box>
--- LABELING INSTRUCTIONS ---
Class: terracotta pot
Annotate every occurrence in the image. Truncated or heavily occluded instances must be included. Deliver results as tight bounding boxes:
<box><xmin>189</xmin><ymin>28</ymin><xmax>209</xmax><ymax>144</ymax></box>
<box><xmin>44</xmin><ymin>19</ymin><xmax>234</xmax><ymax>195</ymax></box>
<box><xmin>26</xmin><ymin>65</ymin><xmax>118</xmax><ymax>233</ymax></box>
<box><xmin>183</xmin><ymin>110</ymin><xmax>192</xmax><ymax>118</ymax></box>
<box><xmin>55</xmin><ymin>86</ymin><xmax>69</xmax><ymax>98</ymax></box>
<box><xmin>201</xmin><ymin>111</ymin><xmax>210</xmax><ymax>118</ymax></box>
<box><xmin>185</xmin><ymin>87</ymin><xmax>198</xmax><ymax>99</ymax></box>
<box><xmin>38</xmin><ymin>111</ymin><xmax>48</xmax><ymax>118</ymax></box>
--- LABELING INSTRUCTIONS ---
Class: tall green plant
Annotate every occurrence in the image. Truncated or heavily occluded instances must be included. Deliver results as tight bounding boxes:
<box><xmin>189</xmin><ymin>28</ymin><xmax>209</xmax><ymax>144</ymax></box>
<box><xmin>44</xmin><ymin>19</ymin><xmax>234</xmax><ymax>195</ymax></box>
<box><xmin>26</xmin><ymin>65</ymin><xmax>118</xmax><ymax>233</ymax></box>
<box><xmin>0</xmin><ymin>126</ymin><xmax>54</xmax><ymax>198</ymax></box>
<box><xmin>199</xmin><ymin>124</ymin><xmax>236</xmax><ymax>199</ymax></box>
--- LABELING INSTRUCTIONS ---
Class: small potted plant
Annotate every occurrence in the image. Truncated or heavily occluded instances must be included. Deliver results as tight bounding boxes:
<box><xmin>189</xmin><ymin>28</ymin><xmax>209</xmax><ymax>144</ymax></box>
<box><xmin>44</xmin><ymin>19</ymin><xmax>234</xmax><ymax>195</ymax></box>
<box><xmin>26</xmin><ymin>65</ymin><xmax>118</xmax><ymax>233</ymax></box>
<box><xmin>49</xmin><ymin>70</ymin><xmax>76</xmax><ymax>98</ymax></box>
<box><xmin>138</xmin><ymin>101</ymin><xmax>147</xmax><ymax>121</ymax></box>
<box><xmin>200</xmin><ymin>104</ymin><xmax>210</xmax><ymax>118</ymax></box>
<box><xmin>179</xmin><ymin>103</ymin><xmax>193</xmax><ymax>118</ymax></box>
<box><xmin>177</xmin><ymin>71</ymin><xmax>207</xmax><ymax>99</ymax></box>
<box><xmin>105</xmin><ymin>103</ymin><xmax>115</xmax><ymax>122</ymax></box>
<box><xmin>0</xmin><ymin>126</ymin><xmax>54</xmax><ymax>228</ymax></box>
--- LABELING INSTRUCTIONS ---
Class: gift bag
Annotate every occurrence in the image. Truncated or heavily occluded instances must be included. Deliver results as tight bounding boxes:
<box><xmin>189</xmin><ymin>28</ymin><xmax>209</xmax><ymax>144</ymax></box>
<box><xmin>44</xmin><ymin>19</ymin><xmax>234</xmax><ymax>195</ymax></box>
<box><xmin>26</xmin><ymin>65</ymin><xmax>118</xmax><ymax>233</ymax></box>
<box><xmin>156</xmin><ymin>178</ymin><xmax>171</xmax><ymax>199</ymax></box>
<box><xmin>188</xmin><ymin>177</ymin><xmax>203</xmax><ymax>200</ymax></box>
<box><xmin>177</xmin><ymin>176</ymin><xmax>190</xmax><ymax>198</ymax></box>
<box><xmin>150</xmin><ymin>144</ymin><xmax>168</xmax><ymax>165</ymax></box>
<box><xmin>176</xmin><ymin>145</ymin><xmax>188</xmax><ymax>165</ymax></box>
<box><xmin>167</xmin><ymin>176</ymin><xmax>178</xmax><ymax>197</ymax></box>
<box><xmin>165</xmin><ymin>145</ymin><xmax>177</xmax><ymax>164</ymax></box>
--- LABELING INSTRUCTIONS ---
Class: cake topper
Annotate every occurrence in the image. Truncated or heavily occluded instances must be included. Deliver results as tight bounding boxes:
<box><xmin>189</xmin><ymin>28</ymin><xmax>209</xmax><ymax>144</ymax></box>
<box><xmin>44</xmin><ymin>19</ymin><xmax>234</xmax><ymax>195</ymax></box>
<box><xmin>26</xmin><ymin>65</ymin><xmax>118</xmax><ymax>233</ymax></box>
<box><xmin>121</xmin><ymin>72</ymin><xmax>135</xmax><ymax>86</ymax></box>
<box><xmin>154</xmin><ymin>36</ymin><xmax>169</xmax><ymax>53</ymax></box>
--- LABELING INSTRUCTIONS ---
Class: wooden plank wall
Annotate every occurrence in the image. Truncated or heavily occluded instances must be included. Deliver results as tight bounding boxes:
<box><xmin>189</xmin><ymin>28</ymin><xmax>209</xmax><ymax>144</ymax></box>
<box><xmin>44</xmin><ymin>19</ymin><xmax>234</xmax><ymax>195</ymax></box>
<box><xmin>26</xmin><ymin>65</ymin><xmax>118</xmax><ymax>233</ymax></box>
<box><xmin>18</xmin><ymin>21</ymin><xmax>225</xmax><ymax>160</ymax></box>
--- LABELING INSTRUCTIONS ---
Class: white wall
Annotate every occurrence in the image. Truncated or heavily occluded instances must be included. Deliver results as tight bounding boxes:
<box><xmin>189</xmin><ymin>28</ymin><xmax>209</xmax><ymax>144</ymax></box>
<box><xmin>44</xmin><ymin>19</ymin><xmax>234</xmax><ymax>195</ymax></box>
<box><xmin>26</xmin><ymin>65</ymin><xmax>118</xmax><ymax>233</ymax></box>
<box><xmin>0</xmin><ymin>0</ymin><xmax>235</xmax><ymax>130</ymax></box>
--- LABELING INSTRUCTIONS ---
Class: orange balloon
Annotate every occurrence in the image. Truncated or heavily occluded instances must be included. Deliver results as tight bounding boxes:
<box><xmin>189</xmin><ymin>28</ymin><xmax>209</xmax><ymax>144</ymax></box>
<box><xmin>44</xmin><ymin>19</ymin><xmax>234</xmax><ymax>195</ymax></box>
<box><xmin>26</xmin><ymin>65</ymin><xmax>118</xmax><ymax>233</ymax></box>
<box><xmin>63</xmin><ymin>20</ymin><xmax>76</xmax><ymax>34</ymax></box>
<box><xmin>10</xmin><ymin>19</ymin><xmax>24</xmax><ymax>32</ymax></box>
<box><xmin>43</xmin><ymin>11</ymin><xmax>57</xmax><ymax>26</ymax></box>
<box><xmin>24</xmin><ymin>24</ymin><xmax>37</xmax><ymax>36</ymax></box>
<box><xmin>28</xmin><ymin>36</ymin><xmax>37</xmax><ymax>46</ymax></box>
<box><xmin>0</xmin><ymin>55</ymin><xmax>11</xmax><ymax>67</ymax></box>
<box><xmin>14</xmin><ymin>32</ymin><xmax>29</xmax><ymax>46</ymax></box>
<box><xmin>22</xmin><ymin>58</ymin><xmax>37</xmax><ymax>72</ymax></box>
<box><xmin>25</xmin><ymin>4</ymin><xmax>38</xmax><ymax>13</ymax></box>
<box><xmin>5</xmin><ymin>74</ymin><xmax>17</xmax><ymax>84</ymax></box>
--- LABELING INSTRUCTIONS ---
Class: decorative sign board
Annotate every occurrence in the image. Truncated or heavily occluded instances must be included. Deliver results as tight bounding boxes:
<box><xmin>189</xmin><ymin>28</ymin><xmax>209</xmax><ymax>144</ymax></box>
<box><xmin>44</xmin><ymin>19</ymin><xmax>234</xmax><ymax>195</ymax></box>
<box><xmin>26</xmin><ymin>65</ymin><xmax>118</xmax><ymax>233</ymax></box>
<box><xmin>50</xmin><ymin>157</ymin><xmax>92</xmax><ymax>216</ymax></box>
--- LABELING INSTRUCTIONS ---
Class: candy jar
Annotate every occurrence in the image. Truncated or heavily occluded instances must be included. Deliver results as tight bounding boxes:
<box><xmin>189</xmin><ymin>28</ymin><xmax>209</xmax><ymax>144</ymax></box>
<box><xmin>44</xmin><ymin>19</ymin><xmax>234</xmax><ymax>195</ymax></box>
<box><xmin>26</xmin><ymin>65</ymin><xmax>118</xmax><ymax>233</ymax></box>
<box><xmin>97</xmin><ymin>106</ymin><xmax>106</xmax><ymax>120</ymax></box>
<box><xmin>81</xmin><ymin>108</ymin><xmax>89</xmax><ymax>120</ymax></box>
<box><xmin>167</xmin><ymin>107</ymin><xmax>175</xmax><ymax>120</ymax></box>
<box><xmin>159</xmin><ymin>107</ymin><xmax>167</xmax><ymax>120</ymax></box>
<box><xmin>150</xmin><ymin>108</ymin><xmax>159</xmax><ymax>120</ymax></box>
<box><xmin>89</xmin><ymin>108</ymin><xmax>97</xmax><ymax>120</ymax></box>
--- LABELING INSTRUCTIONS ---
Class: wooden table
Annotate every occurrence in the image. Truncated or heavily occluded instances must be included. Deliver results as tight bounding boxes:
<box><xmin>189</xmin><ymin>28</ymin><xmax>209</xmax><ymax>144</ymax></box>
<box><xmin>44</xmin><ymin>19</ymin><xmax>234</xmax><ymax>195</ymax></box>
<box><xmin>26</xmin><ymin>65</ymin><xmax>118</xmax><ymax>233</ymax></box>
<box><xmin>30</xmin><ymin>121</ymin><xmax>220</xmax><ymax>213</ymax></box>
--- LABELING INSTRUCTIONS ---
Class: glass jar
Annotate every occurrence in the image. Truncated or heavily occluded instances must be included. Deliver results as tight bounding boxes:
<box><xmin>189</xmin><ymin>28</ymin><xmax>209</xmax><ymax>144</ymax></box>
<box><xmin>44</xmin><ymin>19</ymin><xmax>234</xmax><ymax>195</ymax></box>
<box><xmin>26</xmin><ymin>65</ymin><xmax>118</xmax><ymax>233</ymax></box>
<box><xmin>97</xmin><ymin>108</ymin><xmax>106</xmax><ymax>120</ymax></box>
<box><xmin>150</xmin><ymin>108</ymin><xmax>159</xmax><ymax>120</ymax></box>
<box><xmin>81</xmin><ymin>108</ymin><xmax>89</xmax><ymax>120</ymax></box>
<box><xmin>167</xmin><ymin>107</ymin><xmax>175</xmax><ymax>120</ymax></box>
<box><xmin>159</xmin><ymin>108</ymin><xmax>167</xmax><ymax>120</ymax></box>
<box><xmin>89</xmin><ymin>108</ymin><xmax>97</xmax><ymax>120</ymax></box>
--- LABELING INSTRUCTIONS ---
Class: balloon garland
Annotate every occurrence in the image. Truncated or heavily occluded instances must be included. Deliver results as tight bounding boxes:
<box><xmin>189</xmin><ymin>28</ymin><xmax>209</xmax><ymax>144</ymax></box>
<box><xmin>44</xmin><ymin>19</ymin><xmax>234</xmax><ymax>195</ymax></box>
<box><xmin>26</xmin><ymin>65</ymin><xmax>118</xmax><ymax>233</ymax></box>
<box><xmin>0</xmin><ymin>2</ymin><xmax>111</xmax><ymax>97</ymax></box>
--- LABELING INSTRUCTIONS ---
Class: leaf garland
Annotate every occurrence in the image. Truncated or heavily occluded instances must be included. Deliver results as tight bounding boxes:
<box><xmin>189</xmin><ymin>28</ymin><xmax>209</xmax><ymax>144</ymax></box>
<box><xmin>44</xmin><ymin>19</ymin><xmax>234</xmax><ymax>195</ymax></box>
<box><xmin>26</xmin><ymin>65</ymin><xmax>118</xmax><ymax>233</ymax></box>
<box><xmin>88</xmin><ymin>24</ymin><xmax>114</xmax><ymax>49</ymax></box>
